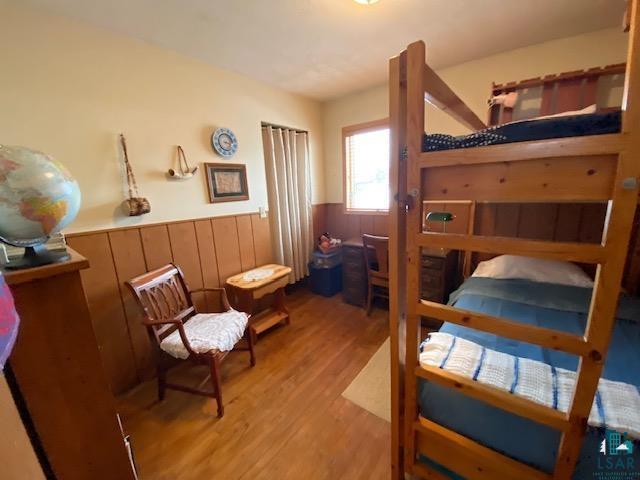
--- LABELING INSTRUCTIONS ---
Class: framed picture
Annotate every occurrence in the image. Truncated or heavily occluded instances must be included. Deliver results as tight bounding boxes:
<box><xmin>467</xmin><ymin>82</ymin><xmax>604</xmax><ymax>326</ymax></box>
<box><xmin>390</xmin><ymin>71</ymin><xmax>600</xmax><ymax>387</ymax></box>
<box><xmin>205</xmin><ymin>163</ymin><xmax>249</xmax><ymax>203</ymax></box>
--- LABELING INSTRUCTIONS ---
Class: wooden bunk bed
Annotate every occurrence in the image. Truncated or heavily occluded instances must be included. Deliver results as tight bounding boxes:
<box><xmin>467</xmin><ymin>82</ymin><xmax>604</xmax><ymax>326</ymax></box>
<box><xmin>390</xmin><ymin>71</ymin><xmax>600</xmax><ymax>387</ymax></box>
<box><xmin>388</xmin><ymin>1</ymin><xmax>640</xmax><ymax>479</ymax></box>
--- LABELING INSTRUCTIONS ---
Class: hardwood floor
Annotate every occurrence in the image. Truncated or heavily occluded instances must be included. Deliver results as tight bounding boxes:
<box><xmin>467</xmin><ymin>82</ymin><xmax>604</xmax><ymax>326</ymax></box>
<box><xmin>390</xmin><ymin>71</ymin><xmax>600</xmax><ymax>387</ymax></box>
<box><xmin>118</xmin><ymin>287</ymin><xmax>391</xmax><ymax>480</ymax></box>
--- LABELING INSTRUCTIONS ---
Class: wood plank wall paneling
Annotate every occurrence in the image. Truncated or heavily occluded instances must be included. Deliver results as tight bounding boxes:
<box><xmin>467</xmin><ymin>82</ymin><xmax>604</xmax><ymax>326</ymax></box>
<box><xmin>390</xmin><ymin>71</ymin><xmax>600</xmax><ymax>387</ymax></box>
<box><xmin>167</xmin><ymin>221</ymin><xmax>206</xmax><ymax>312</ymax></box>
<box><xmin>312</xmin><ymin>204</ymin><xmax>327</xmax><ymax>241</ymax></box>
<box><xmin>107</xmin><ymin>229</ymin><xmax>154</xmax><ymax>380</ymax></box>
<box><xmin>471</xmin><ymin>202</ymin><xmax>607</xmax><ymax>268</ymax></box>
<box><xmin>194</xmin><ymin>219</ymin><xmax>221</xmax><ymax>311</ymax></box>
<box><xmin>236</xmin><ymin>215</ymin><xmax>257</xmax><ymax>271</ymax></box>
<box><xmin>212</xmin><ymin>217</ymin><xmax>243</xmax><ymax>282</ymax></box>
<box><xmin>66</xmin><ymin>213</ymin><xmax>274</xmax><ymax>394</ymax></box>
<box><xmin>251</xmin><ymin>214</ymin><xmax>273</xmax><ymax>267</ymax></box>
<box><xmin>139</xmin><ymin>225</ymin><xmax>173</xmax><ymax>271</ymax></box>
<box><xmin>319</xmin><ymin>203</ymin><xmax>391</xmax><ymax>242</ymax></box>
<box><xmin>66</xmin><ymin>234</ymin><xmax>138</xmax><ymax>393</ymax></box>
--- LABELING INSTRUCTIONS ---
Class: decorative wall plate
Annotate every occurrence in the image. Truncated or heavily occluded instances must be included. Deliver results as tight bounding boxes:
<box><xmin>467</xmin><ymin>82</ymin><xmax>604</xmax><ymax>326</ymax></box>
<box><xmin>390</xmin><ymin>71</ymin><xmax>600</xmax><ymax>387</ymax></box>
<box><xmin>211</xmin><ymin>128</ymin><xmax>238</xmax><ymax>158</ymax></box>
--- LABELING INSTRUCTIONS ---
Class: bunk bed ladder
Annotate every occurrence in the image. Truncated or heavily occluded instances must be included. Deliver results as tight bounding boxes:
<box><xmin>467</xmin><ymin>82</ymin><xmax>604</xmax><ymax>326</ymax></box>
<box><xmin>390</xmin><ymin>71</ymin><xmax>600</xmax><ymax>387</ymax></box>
<box><xmin>555</xmin><ymin>2</ymin><xmax>640</xmax><ymax>476</ymax></box>
<box><xmin>392</xmin><ymin>1</ymin><xmax>640</xmax><ymax>478</ymax></box>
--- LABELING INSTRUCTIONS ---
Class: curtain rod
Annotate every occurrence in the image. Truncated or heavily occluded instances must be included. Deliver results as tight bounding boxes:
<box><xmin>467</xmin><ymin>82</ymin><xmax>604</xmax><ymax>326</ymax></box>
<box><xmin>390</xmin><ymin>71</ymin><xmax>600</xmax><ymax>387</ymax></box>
<box><xmin>261</xmin><ymin>122</ymin><xmax>308</xmax><ymax>134</ymax></box>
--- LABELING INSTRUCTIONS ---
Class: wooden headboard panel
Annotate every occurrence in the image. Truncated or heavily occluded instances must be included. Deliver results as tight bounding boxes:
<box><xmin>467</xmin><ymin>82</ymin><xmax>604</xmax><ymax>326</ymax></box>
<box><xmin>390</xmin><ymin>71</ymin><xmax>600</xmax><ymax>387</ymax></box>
<box><xmin>489</xmin><ymin>63</ymin><xmax>626</xmax><ymax>125</ymax></box>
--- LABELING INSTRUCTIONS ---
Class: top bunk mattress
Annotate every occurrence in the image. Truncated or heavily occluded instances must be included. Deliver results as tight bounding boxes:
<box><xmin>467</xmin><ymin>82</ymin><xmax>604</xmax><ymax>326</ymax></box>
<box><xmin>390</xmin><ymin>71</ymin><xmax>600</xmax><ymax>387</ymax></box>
<box><xmin>422</xmin><ymin>110</ymin><xmax>622</xmax><ymax>152</ymax></box>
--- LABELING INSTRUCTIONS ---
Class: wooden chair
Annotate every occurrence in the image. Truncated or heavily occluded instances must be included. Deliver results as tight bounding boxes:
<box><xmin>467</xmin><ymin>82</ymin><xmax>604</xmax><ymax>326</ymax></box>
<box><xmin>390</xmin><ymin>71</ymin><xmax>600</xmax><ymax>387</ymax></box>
<box><xmin>362</xmin><ymin>234</ymin><xmax>390</xmax><ymax>316</ymax></box>
<box><xmin>126</xmin><ymin>264</ymin><xmax>256</xmax><ymax>417</ymax></box>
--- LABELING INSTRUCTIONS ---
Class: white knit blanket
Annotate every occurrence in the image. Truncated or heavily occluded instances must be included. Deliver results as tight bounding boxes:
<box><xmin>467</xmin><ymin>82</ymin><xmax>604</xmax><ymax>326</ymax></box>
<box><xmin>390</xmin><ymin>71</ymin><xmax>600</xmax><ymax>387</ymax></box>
<box><xmin>420</xmin><ymin>332</ymin><xmax>640</xmax><ymax>439</ymax></box>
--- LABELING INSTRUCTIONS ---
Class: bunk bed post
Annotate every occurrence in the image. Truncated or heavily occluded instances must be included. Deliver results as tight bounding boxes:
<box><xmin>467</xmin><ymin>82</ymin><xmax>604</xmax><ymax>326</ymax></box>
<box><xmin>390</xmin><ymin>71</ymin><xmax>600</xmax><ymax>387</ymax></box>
<box><xmin>554</xmin><ymin>1</ymin><xmax>640</xmax><ymax>477</ymax></box>
<box><xmin>389</xmin><ymin>50</ymin><xmax>408</xmax><ymax>480</ymax></box>
<box><xmin>402</xmin><ymin>40</ymin><xmax>426</xmax><ymax>476</ymax></box>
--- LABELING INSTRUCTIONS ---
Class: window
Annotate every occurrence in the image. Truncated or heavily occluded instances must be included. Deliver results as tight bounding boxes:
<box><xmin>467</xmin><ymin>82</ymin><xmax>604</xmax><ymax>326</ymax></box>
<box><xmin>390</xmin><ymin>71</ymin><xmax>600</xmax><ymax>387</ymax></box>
<box><xmin>343</xmin><ymin>119</ymin><xmax>390</xmax><ymax>213</ymax></box>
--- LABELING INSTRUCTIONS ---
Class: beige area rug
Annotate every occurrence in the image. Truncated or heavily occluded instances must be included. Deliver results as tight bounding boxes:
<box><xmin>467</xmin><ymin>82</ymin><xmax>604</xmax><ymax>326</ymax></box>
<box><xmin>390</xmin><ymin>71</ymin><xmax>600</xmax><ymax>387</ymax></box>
<box><xmin>342</xmin><ymin>338</ymin><xmax>391</xmax><ymax>422</ymax></box>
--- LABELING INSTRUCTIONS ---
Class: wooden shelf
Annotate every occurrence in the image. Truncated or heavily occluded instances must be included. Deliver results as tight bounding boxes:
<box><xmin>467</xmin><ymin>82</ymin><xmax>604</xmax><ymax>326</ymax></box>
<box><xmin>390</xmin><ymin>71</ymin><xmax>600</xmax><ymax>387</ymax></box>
<box><xmin>251</xmin><ymin>308</ymin><xmax>289</xmax><ymax>336</ymax></box>
<box><xmin>2</xmin><ymin>248</ymin><xmax>89</xmax><ymax>286</ymax></box>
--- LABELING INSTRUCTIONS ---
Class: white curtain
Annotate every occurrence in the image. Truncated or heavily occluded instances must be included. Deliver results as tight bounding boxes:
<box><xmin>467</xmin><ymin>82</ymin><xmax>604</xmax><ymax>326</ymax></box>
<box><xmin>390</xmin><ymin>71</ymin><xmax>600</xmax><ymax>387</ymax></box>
<box><xmin>262</xmin><ymin>126</ymin><xmax>313</xmax><ymax>283</ymax></box>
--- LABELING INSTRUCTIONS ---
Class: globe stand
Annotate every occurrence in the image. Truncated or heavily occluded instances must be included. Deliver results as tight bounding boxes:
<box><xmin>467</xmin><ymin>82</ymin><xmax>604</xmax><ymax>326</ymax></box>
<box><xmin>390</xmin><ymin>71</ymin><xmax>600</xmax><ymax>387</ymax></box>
<box><xmin>3</xmin><ymin>244</ymin><xmax>71</xmax><ymax>271</ymax></box>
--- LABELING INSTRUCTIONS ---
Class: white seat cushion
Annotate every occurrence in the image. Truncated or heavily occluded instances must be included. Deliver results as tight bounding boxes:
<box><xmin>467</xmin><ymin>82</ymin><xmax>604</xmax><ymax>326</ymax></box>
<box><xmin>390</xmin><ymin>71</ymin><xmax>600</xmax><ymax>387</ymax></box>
<box><xmin>159</xmin><ymin>310</ymin><xmax>248</xmax><ymax>360</ymax></box>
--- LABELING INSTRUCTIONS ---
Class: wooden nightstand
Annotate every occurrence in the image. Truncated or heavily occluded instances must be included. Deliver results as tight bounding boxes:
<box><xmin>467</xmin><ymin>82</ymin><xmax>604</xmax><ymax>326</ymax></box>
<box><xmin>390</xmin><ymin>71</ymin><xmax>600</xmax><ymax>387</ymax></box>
<box><xmin>342</xmin><ymin>239</ymin><xmax>368</xmax><ymax>307</ymax></box>
<box><xmin>420</xmin><ymin>248</ymin><xmax>459</xmax><ymax>329</ymax></box>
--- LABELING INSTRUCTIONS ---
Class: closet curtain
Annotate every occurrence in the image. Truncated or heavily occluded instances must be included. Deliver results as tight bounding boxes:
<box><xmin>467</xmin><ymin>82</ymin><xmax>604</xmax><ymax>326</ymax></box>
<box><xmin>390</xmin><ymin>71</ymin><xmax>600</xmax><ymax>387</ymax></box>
<box><xmin>261</xmin><ymin>126</ymin><xmax>313</xmax><ymax>282</ymax></box>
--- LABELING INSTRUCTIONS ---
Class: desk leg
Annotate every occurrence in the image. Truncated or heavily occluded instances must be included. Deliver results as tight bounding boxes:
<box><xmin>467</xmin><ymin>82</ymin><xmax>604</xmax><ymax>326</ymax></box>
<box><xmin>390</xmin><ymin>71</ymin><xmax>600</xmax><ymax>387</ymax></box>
<box><xmin>274</xmin><ymin>287</ymin><xmax>290</xmax><ymax>325</ymax></box>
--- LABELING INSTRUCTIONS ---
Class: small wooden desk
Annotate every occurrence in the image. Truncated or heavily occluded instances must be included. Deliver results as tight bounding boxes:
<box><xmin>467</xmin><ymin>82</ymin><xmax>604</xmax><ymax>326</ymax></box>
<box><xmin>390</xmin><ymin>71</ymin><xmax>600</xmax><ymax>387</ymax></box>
<box><xmin>226</xmin><ymin>264</ymin><xmax>292</xmax><ymax>343</ymax></box>
<box><xmin>342</xmin><ymin>237</ymin><xmax>459</xmax><ymax>308</ymax></box>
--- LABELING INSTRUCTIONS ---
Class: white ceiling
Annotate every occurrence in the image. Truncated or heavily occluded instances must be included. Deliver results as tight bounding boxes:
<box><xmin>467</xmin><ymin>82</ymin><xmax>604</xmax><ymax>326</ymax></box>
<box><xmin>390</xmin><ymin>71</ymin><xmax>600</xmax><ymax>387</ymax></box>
<box><xmin>18</xmin><ymin>0</ymin><xmax>626</xmax><ymax>100</ymax></box>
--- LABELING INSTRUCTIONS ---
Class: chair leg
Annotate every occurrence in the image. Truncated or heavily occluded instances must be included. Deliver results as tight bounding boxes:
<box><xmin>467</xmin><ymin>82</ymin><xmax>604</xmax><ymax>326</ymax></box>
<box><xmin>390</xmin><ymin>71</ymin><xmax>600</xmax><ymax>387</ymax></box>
<box><xmin>210</xmin><ymin>356</ymin><xmax>224</xmax><ymax>417</ymax></box>
<box><xmin>157</xmin><ymin>365</ymin><xmax>166</xmax><ymax>402</ymax></box>
<box><xmin>246</xmin><ymin>329</ymin><xmax>256</xmax><ymax>367</ymax></box>
<box><xmin>366</xmin><ymin>283</ymin><xmax>373</xmax><ymax>316</ymax></box>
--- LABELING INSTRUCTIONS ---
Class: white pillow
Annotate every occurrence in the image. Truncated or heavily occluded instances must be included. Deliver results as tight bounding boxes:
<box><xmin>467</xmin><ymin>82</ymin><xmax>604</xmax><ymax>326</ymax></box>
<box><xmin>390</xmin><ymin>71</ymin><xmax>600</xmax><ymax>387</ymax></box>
<box><xmin>472</xmin><ymin>255</ymin><xmax>594</xmax><ymax>288</ymax></box>
<box><xmin>534</xmin><ymin>104</ymin><xmax>597</xmax><ymax>120</ymax></box>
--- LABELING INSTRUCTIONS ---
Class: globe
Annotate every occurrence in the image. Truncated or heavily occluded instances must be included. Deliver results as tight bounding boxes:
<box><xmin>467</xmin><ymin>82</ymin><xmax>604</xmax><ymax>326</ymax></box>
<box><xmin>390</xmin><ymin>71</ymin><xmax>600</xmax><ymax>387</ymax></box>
<box><xmin>0</xmin><ymin>145</ymin><xmax>81</xmax><ymax>269</ymax></box>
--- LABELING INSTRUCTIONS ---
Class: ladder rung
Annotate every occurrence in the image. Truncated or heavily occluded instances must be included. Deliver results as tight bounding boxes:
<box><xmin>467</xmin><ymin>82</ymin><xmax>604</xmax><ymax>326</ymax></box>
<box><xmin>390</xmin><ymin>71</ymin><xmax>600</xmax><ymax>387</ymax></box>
<box><xmin>412</xmin><ymin>462</ymin><xmax>451</xmax><ymax>480</ymax></box>
<box><xmin>414</xmin><ymin>416</ymin><xmax>553</xmax><ymax>480</ymax></box>
<box><xmin>416</xmin><ymin>233</ymin><xmax>606</xmax><ymax>264</ymax></box>
<box><xmin>416</xmin><ymin>301</ymin><xmax>590</xmax><ymax>357</ymax></box>
<box><xmin>415</xmin><ymin>365</ymin><xmax>570</xmax><ymax>432</ymax></box>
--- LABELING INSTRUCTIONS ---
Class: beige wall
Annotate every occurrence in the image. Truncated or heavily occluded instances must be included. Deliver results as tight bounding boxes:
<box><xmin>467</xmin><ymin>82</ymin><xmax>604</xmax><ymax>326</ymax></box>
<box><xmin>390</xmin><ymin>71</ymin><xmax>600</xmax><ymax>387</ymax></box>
<box><xmin>1</xmin><ymin>5</ymin><xmax>630</xmax><ymax>227</ymax></box>
<box><xmin>323</xmin><ymin>27</ymin><xmax>628</xmax><ymax>203</ymax></box>
<box><xmin>0</xmin><ymin>4</ymin><xmax>325</xmax><ymax>234</ymax></box>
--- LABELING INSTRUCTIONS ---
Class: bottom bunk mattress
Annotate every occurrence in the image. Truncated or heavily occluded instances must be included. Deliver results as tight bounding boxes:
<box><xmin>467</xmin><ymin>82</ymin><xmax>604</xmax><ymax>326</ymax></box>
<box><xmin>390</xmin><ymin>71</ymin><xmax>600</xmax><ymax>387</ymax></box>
<box><xmin>418</xmin><ymin>277</ymin><xmax>640</xmax><ymax>479</ymax></box>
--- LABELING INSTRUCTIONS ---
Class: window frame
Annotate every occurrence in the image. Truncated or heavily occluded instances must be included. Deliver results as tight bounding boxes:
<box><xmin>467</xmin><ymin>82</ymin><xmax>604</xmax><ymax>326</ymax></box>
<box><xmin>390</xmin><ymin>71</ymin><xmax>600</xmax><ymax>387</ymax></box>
<box><xmin>342</xmin><ymin>118</ymin><xmax>390</xmax><ymax>215</ymax></box>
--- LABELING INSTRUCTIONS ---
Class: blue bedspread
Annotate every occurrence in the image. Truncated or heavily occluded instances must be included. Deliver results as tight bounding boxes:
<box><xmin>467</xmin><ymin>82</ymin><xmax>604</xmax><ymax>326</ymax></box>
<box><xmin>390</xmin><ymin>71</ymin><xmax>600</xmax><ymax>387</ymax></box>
<box><xmin>418</xmin><ymin>278</ymin><xmax>640</xmax><ymax>478</ymax></box>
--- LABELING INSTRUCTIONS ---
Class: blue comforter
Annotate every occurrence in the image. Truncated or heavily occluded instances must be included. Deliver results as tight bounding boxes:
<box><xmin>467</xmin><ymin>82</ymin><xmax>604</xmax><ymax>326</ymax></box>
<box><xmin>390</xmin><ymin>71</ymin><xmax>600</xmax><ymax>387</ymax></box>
<box><xmin>418</xmin><ymin>278</ymin><xmax>640</xmax><ymax>478</ymax></box>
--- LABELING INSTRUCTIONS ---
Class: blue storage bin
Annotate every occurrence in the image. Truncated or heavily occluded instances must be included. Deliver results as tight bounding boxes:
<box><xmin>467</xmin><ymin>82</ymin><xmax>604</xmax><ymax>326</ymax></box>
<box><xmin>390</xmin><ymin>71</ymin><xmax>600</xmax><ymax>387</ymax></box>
<box><xmin>312</xmin><ymin>249</ymin><xmax>342</xmax><ymax>268</ymax></box>
<box><xmin>308</xmin><ymin>262</ymin><xmax>342</xmax><ymax>297</ymax></box>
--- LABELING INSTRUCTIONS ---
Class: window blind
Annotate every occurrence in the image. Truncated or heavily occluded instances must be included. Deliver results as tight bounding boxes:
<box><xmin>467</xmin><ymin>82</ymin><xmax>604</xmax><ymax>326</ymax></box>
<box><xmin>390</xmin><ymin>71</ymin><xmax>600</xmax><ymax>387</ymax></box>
<box><xmin>345</xmin><ymin>127</ymin><xmax>390</xmax><ymax>212</ymax></box>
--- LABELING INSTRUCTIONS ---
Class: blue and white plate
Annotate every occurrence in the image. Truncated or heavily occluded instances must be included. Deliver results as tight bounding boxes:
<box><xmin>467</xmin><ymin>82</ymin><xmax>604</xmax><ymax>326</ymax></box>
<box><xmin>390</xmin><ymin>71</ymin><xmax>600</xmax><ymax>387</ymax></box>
<box><xmin>211</xmin><ymin>128</ymin><xmax>238</xmax><ymax>158</ymax></box>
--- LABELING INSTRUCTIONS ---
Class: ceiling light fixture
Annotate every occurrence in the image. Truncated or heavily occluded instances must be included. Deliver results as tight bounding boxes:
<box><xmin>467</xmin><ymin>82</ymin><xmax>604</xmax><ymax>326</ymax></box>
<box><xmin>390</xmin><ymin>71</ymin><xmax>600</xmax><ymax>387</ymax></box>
<box><xmin>353</xmin><ymin>0</ymin><xmax>379</xmax><ymax>5</ymax></box>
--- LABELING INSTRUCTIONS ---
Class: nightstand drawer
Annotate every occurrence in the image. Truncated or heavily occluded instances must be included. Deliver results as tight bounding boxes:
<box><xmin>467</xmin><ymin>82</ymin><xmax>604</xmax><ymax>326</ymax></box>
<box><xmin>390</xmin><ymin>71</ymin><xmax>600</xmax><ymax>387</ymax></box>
<box><xmin>421</xmin><ymin>291</ymin><xmax>444</xmax><ymax>303</ymax></box>
<box><xmin>421</xmin><ymin>273</ymin><xmax>442</xmax><ymax>289</ymax></box>
<box><xmin>422</xmin><ymin>256</ymin><xmax>444</xmax><ymax>270</ymax></box>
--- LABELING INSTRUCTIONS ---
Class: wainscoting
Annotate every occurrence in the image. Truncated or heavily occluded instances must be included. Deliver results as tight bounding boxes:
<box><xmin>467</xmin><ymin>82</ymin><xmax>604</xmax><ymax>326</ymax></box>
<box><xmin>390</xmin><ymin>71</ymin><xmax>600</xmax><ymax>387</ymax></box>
<box><xmin>67</xmin><ymin>213</ymin><xmax>272</xmax><ymax>395</ymax></box>
<box><xmin>66</xmin><ymin>202</ymin><xmax>635</xmax><ymax>395</ymax></box>
<box><xmin>312</xmin><ymin>202</ymin><xmax>606</xmax><ymax>246</ymax></box>
<box><xmin>312</xmin><ymin>203</ymin><xmax>389</xmax><ymax>242</ymax></box>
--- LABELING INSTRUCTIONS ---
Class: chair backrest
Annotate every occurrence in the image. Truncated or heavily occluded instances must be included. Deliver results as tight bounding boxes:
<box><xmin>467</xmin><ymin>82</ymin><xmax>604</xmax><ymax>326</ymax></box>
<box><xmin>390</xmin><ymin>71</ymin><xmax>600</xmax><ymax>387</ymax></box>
<box><xmin>126</xmin><ymin>264</ymin><xmax>195</xmax><ymax>345</ymax></box>
<box><xmin>362</xmin><ymin>234</ymin><xmax>389</xmax><ymax>278</ymax></box>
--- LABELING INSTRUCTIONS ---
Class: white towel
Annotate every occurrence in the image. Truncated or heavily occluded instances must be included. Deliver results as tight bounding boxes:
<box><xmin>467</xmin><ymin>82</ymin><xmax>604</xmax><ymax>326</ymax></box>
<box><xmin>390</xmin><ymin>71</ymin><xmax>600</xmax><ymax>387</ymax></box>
<box><xmin>420</xmin><ymin>332</ymin><xmax>640</xmax><ymax>439</ymax></box>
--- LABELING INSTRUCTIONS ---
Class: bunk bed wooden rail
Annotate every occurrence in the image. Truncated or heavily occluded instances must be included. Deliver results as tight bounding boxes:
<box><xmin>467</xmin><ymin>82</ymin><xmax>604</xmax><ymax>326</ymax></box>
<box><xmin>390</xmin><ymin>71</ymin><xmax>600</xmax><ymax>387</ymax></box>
<box><xmin>388</xmin><ymin>1</ymin><xmax>640</xmax><ymax>478</ymax></box>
